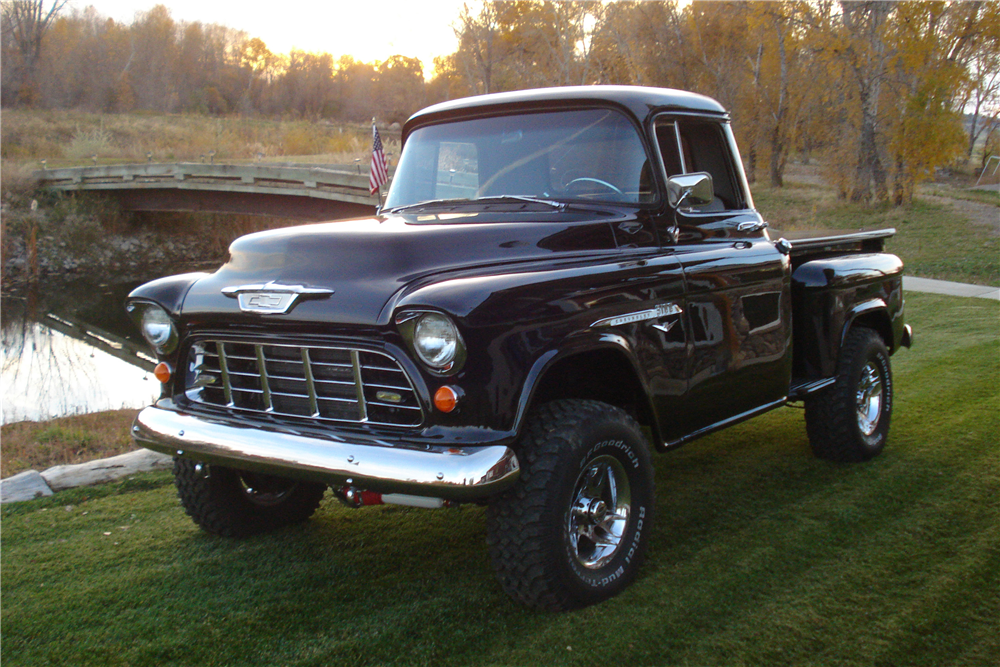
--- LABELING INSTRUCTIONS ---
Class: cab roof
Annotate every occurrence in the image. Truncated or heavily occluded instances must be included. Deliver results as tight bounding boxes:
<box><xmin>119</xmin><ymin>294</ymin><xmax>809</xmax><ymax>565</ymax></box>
<box><xmin>403</xmin><ymin>85</ymin><xmax>729</xmax><ymax>142</ymax></box>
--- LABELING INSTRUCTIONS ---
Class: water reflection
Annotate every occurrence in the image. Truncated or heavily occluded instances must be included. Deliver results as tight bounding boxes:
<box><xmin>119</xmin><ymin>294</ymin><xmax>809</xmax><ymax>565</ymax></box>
<box><xmin>1</xmin><ymin>285</ymin><xmax>160</xmax><ymax>424</ymax></box>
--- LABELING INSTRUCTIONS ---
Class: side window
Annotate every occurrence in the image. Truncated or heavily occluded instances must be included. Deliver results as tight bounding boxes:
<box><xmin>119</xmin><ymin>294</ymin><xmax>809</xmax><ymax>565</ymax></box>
<box><xmin>676</xmin><ymin>121</ymin><xmax>742</xmax><ymax>210</ymax></box>
<box><xmin>655</xmin><ymin>117</ymin><xmax>746</xmax><ymax>211</ymax></box>
<box><xmin>654</xmin><ymin>120</ymin><xmax>684</xmax><ymax>177</ymax></box>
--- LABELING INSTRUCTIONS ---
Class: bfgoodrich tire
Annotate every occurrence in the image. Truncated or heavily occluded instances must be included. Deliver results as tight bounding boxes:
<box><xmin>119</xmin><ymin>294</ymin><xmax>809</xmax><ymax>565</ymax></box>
<box><xmin>174</xmin><ymin>459</ymin><xmax>326</xmax><ymax>537</ymax></box>
<box><xmin>486</xmin><ymin>400</ymin><xmax>655</xmax><ymax>611</ymax></box>
<box><xmin>805</xmin><ymin>327</ymin><xmax>893</xmax><ymax>463</ymax></box>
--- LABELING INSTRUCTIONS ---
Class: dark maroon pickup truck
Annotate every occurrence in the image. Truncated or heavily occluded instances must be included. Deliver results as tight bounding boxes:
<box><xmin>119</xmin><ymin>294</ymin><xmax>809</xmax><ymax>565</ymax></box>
<box><xmin>127</xmin><ymin>86</ymin><xmax>912</xmax><ymax>610</ymax></box>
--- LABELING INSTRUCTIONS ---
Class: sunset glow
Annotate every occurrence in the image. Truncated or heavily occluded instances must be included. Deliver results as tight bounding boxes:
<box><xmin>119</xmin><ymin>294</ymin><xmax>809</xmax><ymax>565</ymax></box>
<box><xmin>71</xmin><ymin>0</ymin><xmax>467</xmax><ymax>75</ymax></box>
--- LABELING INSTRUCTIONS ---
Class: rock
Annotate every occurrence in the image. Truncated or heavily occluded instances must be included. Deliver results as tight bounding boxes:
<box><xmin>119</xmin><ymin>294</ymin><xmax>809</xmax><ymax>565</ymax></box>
<box><xmin>40</xmin><ymin>449</ymin><xmax>173</xmax><ymax>492</ymax></box>
<box><xmin>1</xmin><ymin>470</ymin><xmax>54</xmax><ymax>503</ymax></box>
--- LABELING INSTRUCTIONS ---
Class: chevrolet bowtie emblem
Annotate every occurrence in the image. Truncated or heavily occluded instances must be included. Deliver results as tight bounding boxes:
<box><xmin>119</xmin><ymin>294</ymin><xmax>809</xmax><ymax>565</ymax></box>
<box><xmin>221</xmin><ymin>282</ymin><xmax>334</xmax><ymax>315</ymax></box>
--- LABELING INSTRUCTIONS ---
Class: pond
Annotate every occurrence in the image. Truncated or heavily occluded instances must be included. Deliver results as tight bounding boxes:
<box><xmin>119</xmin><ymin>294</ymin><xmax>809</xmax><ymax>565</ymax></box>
<box><xmin>1</xmin><ymin>281</ymin><xmax>163</xmax><ymax>425</ymax></box>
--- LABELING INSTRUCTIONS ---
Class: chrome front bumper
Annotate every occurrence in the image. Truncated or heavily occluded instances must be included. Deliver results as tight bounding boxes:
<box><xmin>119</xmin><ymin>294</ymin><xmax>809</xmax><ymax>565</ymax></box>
<box><xmin>132</xmin><ymin>401</ymin><xmax>520</xmax><ymax>501</ymax></box>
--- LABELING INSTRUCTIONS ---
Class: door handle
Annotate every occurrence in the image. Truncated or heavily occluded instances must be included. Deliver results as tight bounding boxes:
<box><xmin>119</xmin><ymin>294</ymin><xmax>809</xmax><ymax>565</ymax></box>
<box><xmin>737</xmin><ymin>221</ymin><xmax>768</xmax><ymax>233</ymax></box>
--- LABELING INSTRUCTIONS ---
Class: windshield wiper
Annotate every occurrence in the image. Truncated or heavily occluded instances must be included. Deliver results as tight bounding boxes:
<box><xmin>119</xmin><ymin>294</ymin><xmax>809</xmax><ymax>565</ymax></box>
<box><xmin>390</xmin><ymin>195</ymin><xmax>567</xmax><ymax>214</ymax></box>
<box><xmin>477</xmin><ymin>195</ymin><xmax>568</xmax><ymax>210</ymax></box>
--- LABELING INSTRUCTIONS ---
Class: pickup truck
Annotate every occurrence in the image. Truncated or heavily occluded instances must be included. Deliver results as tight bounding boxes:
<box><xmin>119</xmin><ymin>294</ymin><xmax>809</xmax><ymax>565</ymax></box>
<box><xmin>127</xmin><ymin>86</ymin><xmax>913</xmax><ymax>611</ymax></box>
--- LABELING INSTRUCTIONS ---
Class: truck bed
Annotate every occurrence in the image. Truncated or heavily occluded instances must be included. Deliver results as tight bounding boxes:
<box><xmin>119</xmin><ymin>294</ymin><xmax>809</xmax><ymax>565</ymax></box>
<box><xmin>778</xmin><ymin>228</ymin><xmax>896</xmax><ymax>264</ymax></box>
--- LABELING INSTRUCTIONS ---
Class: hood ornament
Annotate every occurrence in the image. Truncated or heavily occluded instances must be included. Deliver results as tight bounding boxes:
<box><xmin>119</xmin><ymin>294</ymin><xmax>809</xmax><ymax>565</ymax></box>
<box><xmin>222</xmin><ymin>281</ymin><xmax>334</xmax><ymax>315</ymax></box>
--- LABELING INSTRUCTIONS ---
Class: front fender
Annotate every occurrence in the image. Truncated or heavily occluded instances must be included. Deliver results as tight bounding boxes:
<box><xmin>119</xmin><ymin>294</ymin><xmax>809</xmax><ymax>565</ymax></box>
<box><xmin>511</xmin><ymin>330</ymin><xmax>661</xmax><ymax>442</ymax></box>
<box><xmin>387</xmin><ymin>251</ymin><xmax>671</xmax><ymax>437</ymax></box>
<box><xmin>126</xmin><ymin>272</ymin><xmax>210</xmax><ymax>317</ymax></box>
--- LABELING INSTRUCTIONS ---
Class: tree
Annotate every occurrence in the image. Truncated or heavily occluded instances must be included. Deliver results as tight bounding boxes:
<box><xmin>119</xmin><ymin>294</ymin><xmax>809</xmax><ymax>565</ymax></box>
<box><xmin>453</xmin><ymin>1</ymin><xmax>506</xmax><ymax>94</ymax></box>
<box><xmin>1</xmin><ymin>0</ymin><xmax>69</xmax><ymax>105</ymax></box>
<box><xmin>960</xmin><ymin>3</ymin><xmax>1000</xmax><ymax>165</ymax></box>
<box><xmin>883</xmin><ymin>2</ymin><xmax>978</xmax><ymax>203</ymax></box>
<box><xmin>334</xmin><ymin>55</ymin><xmax>377</xmax><ymax>122</ymax></box>
<box><xmin>375</xmin><ymin>55</ymin><xmax>424</xmax><ymax>124</ymax></box>
<box><xmin>837</xmin><ymin>0</ymin><xmax>894</xmax><ymax>204</ymax></box>
<box><xmin>235</xmin><ymin>36</ymin><xmax>276</xmax><ymax>113</ymax></box>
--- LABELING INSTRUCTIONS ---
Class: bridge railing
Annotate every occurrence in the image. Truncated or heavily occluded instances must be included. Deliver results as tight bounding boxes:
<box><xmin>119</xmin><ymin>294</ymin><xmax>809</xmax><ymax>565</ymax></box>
<box><xmin>34</xmin><ymin>163</ymin><xmax>381</xmax><ymax>207</ymax></box>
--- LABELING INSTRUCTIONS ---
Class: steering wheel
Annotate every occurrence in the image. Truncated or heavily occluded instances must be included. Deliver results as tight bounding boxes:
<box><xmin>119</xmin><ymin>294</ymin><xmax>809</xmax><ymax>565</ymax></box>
<box><xmin>565</xmin><ymin>177</ymin><xmax>623</xmax><ymax>195</ymax></box>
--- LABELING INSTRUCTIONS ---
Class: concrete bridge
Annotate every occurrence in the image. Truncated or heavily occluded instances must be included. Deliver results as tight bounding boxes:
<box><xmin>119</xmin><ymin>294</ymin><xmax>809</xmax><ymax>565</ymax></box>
<box><xmin>34</xmin><ymin>163</ymin><xmax>384</xmax><ymax>220</ymax></box>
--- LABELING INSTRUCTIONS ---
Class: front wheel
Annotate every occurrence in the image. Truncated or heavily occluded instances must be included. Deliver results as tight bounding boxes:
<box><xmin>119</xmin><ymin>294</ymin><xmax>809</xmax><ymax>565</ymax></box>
<box><xmin>805</xmin><ymin>327</ymin><xmax>893</xmax><ymax>462</ymax></box>
<box><xmin>174</xmin><ymin>459</ymin><xmax>326</xmax><ymax>537</ymax></box>
<box><xmin>486</xmin><ymin>400</ymin><xmax>655</xmax><ymax>611</ymax></box>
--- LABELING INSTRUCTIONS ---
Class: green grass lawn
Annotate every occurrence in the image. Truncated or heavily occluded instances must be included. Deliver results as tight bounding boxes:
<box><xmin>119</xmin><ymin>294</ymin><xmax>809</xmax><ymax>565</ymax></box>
<box><xmin>2</xmin><ymin>292</ymin><xmax>998</xmax><ymax>667</ymax></box>
<box><xmin>753</xmin><ymin>182</ymin><xmax>999</xmax><ymax>286</ymax></box>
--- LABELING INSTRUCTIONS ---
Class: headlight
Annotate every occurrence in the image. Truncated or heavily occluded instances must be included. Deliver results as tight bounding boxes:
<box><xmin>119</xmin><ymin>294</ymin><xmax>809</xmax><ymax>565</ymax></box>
<box><xmin>414</xmin><ymin>313</ymin><xmax>460</xmax><ymax>368</ymax></box>
<box><xmin>133</xmin><ymin>303</ymin><xmax>179</xmax><ymax>355</ymax></box>
<box><xmin>398</xmin><ymin>311</ymin><xmax>466</xmax><ymax>373</ymax></box>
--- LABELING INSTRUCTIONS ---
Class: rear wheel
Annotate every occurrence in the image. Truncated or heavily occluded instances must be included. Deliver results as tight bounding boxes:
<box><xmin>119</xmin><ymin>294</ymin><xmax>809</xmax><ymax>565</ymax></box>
<box><xmin>174</xmin><ymin>459</ymin><xmax>326</xmax><ymax>537</ymax></box>
<box><xmin>486</xmin><ymin>399</ymin><xmax>655</xmax><ymax>610</ymax></box>
<box><xmin>805</xmin><ymin>327</ymin><xmax>893</xmax><ymax>462</ymax></box>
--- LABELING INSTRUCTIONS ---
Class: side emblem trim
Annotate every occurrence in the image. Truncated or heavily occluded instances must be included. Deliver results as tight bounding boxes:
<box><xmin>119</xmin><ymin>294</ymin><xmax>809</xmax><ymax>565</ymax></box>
<box><xmin>591</xmin><ymin>303</ymin><xmax>683</xmax><ymax>329</ymax></box>
<box><xmin>222</xmin><ymin>282</ymin><xmax>334</xmax><ymax>315</ymax></box>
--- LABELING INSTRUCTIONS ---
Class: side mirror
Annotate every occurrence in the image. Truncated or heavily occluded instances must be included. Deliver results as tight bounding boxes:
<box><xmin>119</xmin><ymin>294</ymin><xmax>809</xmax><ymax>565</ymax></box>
<box><xmin>666</xmin><ymin>172</ymin><xmax>714</xmax><ymax>208</ymax></box>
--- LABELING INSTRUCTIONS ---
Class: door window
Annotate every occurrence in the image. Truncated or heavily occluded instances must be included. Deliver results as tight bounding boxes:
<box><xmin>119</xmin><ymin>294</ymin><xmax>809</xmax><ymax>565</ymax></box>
<box><xmin>654</xmin><ymin>118</ymin><xmax>746</xmax><ymax>211</ymax></box>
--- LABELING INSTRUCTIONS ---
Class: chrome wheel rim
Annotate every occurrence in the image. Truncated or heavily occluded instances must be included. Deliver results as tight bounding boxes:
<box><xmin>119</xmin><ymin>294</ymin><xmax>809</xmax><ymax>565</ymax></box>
<box><xmin>856</xmin><ymin>361</ymin><xmax>883</xmax><ymax>436</ymax></box>
<box><xmin>567</xmin><ymin>455</ymin><xmax>631</xmax><ymax>570</ymax></box>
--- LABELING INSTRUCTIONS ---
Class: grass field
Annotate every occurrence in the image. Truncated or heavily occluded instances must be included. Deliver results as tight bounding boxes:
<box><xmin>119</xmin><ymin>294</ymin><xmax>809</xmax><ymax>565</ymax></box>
<box><xmin>753</xmin><ymin>181</ymin><xmax>999</xmax><ymax>286</ymax></box>
<box><xmin>2</xmin><ymin>292</ymin><xmax>997</xmax><ymax>667</ymax></box>
<box><xmin>0</xmin><ymin>409</ymin><xmax>139</xmax><ymax>479</ymax></box>
<box><xmin>0</xmin><ymin>109</ymin><xmax>382</xmax><ymax>168</ymax></box>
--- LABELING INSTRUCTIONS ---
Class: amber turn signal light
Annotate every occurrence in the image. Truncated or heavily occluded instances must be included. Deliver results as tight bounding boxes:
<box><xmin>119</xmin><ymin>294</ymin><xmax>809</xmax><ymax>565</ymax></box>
<box><xmin>153</xmin><ymin>362</ymin><xmax>172</xmax><ymax>384</ymax></box>
<box><xmin>433</xmin><ymin>386</ymin><xmax>459</xmax><ymax>413</ymax></box>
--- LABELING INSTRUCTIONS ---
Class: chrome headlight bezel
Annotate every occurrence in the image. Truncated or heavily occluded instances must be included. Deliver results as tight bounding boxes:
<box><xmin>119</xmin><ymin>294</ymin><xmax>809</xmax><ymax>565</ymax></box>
<box><xmin>396</xmin><ymin>310</ymin><xmax>466</xmax><ymax>375</ymax></box>
<box><xmin>128</xmin><ymin>301</ymin><xmax>179</xmax><ymax>355</ymax></box>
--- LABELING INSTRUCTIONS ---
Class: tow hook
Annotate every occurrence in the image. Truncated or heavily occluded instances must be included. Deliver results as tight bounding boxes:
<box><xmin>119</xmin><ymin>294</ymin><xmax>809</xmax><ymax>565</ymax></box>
<box><xmin>334</xmin><ymin>485</ymin><xmax>452</xmax><ymax>509</ymax></box>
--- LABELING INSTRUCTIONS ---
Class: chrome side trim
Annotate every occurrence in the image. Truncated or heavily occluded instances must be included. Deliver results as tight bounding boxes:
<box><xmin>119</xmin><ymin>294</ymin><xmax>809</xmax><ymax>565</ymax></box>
<box><xmin>592</xmin><ymin>303</ymin><xmax>682</xmax><ymax>328</ymax></box>
<box><xmin>133</xmin><ymin>403</ymin><xmax>520</xmax><ymax>501</ymax></box>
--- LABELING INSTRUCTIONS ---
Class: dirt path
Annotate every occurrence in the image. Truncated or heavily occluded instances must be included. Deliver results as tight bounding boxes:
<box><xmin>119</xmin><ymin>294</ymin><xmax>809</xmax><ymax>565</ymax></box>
<box><xmin>922</xmin><ymin>192</ymin><xmax>1000</xmax><ymax>237</ymax></box>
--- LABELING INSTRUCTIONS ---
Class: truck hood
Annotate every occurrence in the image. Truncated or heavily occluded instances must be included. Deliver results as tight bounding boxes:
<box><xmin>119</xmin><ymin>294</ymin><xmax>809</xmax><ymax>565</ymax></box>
<box><xmin>180</xmin><ymin>211</ymin><xmax>620</xmax><ymax>327</ymax></box>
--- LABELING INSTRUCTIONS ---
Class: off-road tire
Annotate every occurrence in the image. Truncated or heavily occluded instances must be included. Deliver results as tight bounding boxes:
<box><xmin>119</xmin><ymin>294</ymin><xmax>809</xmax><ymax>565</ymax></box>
<box><xmin>174</xmin><ymin>459</ymin><xmax>326</xmax><ymax>537</ymax></box>
<box><xmin>486</xmin><ymin>399</ymin><xmax>655</xmax><ymax>611</ymax></box>
<box><xmin>805</xmin><ymin>327</ymin><xmax>893</xmax><ymax>462</ymax></box>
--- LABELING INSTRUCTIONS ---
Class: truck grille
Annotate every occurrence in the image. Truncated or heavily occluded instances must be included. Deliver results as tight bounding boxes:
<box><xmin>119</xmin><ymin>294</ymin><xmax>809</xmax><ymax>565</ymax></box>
<box><xmin>184</xmin><ymin>340</ymin><xmax>423</xmax><ymax>427</ymax></box>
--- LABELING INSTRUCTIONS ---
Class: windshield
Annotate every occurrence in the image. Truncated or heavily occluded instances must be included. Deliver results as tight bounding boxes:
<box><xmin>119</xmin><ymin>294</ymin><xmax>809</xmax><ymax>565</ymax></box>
<box><xmin>384</xmin><ymin>108</ymin><xmax>656</xmax><ymax>210</ymax></box>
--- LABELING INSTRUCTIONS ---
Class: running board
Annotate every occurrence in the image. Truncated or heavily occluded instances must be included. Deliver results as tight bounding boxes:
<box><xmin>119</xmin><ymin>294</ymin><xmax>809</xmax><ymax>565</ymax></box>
<box><xmin>788</xmin><ymin>377</ymin><xmax>836</xmax><ymax>400</ymax></box>
<box><xmin>662</xmin><ymin>398</ymin><xmax>787</xmax><ymax>450</ymax></box>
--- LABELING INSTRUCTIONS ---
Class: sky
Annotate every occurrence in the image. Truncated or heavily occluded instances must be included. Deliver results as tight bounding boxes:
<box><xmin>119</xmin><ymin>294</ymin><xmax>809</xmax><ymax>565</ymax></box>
<box><xmin>67</xmin><ymin>0</ymin><xmax>469</xmax><ymax>76</ymax></box>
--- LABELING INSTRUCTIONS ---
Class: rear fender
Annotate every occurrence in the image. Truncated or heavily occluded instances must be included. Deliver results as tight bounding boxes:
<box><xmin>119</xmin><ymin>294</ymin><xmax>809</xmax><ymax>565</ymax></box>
<box><xmin>791</xmin><ymin>253</ymin><xmax>904</xmax><ymax>380</ymax></box>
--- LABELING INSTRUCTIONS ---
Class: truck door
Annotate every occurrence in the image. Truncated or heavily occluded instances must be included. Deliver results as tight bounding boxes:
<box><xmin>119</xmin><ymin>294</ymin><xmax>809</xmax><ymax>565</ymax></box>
<box><xmin>653</xmin><ymin>117</ymin><xmax>792</xmax><ymax>437</ymax></box>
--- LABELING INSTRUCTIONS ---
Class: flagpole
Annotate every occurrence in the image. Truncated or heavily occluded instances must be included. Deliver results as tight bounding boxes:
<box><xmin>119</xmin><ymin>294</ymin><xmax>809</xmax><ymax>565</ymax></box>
<box><xmin>372</xmin><ymin>117</ymin><xmax>382</xmax><ymax>206</ymax></box>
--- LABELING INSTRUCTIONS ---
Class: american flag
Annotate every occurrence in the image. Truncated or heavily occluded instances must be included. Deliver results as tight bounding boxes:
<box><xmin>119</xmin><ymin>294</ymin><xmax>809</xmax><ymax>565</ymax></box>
<box><xmin>370</xmin><ymin>121</ymin><xmax>389</xmax><ymax>195</ymax></box>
